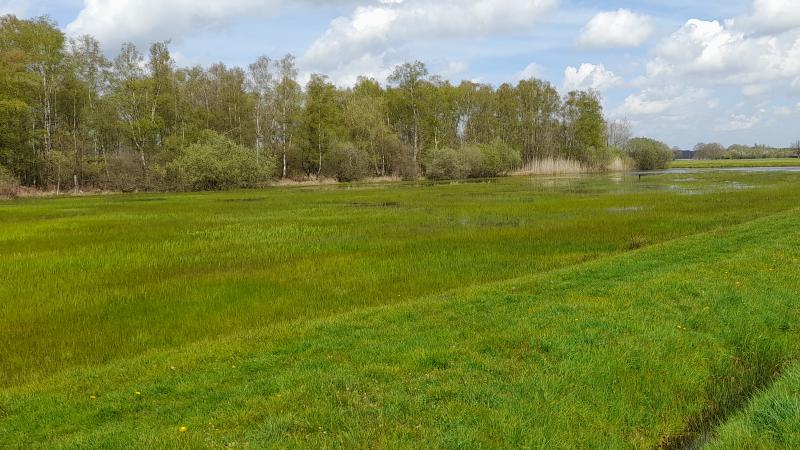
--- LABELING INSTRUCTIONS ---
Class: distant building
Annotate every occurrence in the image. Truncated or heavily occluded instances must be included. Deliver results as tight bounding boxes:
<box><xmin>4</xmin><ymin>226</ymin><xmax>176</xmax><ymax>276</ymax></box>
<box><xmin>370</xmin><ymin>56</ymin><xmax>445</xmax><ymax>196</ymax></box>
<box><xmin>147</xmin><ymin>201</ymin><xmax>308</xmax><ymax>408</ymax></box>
<box><xmin>676</xmin><ymin>150</ymin><xmax>695</xmax><ymax>160</ymax></box>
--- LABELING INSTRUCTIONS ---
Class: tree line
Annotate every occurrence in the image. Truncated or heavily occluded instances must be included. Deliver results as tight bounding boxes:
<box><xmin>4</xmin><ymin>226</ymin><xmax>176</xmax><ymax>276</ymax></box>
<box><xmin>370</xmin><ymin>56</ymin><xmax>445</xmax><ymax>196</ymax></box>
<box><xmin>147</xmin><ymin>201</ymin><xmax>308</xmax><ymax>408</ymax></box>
<box><xmin>1</xmin><ymin>15</ymin><xmax>620</xmax><ymax>192</ymax></box>
<box><xmin>692</xmin><ymin>142</ymin><xmax>800</xmax><ymax>160</ymax></box>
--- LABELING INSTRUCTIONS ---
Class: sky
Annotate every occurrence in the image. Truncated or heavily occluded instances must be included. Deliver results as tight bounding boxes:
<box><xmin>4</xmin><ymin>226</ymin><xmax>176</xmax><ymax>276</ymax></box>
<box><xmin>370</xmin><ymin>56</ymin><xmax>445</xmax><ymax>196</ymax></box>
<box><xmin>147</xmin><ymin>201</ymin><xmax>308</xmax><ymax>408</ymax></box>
<box><xmin>2</xmin><ymin>0</ymin><xmax>799</xmax><ymax>149</ymax></box>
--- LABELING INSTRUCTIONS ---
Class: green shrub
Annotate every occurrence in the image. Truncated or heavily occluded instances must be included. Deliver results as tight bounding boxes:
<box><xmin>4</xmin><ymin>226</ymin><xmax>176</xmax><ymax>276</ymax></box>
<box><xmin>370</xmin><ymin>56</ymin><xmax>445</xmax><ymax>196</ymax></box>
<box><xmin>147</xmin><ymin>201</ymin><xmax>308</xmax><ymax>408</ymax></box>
<box><xmin>693</xmin><ymin>143</ymin><xmax>728</xmax><ymax>160</ymax></box>
<box><xmin>167</xmin><ymin>130</ymin><xmax>275</xmax><ymax>191</ymax></box>
<box><xmin>423</xmin><ymin>147</ymin><xmax>468</xmax><ymax>180</ymax></box>
<box><xmin>325</xmin><ymin>142</ymin><xmax>372</xmax><ymax>182</ymax></box>
<box><xmin>468</xmin><ymin>141</ymin><xmax>522</xmax><ymax>178</ymax></box>
<box><xmin>627</xmin><ymin>137</ymin><xmax>674</xmax><ymax>170</ymax></box>
<box><xmin>0</xmin><ymin>165</ymin><xmax>19</xmax><ymax>198</ymax></box>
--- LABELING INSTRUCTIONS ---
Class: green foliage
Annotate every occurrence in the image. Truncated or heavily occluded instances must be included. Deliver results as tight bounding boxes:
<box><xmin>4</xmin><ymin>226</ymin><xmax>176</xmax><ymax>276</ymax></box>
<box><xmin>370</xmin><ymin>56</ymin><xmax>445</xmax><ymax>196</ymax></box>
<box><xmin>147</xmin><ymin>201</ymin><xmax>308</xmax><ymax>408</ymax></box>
<box><xmin>167</xmin><ymin>130</ymin><xmax>275</xmax><ymax>191</ymax></box>
<box><xmin>694</xmin><ymin>142</ymin><xmax>728</xmax><ymax>160</ymax></box>
<box><xmin>423</xmin><ymin>146</ymin><xmax>467</xmax><ymax>180</ymax></box>
<box><xmin>563</xmin><ymin>90</ymin><xmax>606</xmax><ymax>162</ymax></box>
<box><xmin>725</xmin><ymin>144</ymin><xmax>794</xmax><ymax>159</ymax></box>
<box><xmin>0</xmin><ymin>164</ymin><xmax>19</xmax><ymax>197</ymax></box>
<box><xmin>627</xmin><ymin>137</ymin><xmax>674</xmax><ymax>170</ymax></box>
<box><xmin>324</xmin><ymin>141</ymin><xmax>371</xmax><ymax>181</ymax></box>
<box><xmin>465</xmin><ymin>141</ymin><xmax>523</xmax><ymax>178</ymax></box>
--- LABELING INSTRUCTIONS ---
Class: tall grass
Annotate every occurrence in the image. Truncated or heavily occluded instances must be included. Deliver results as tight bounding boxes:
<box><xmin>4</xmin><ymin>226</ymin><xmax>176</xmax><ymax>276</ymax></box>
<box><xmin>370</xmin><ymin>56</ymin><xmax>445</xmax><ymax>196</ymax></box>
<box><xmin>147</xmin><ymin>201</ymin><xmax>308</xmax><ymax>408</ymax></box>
<box><xmin>513</xmin><ymin>156</ymin><xmax>630</xmax><ymax>175</ymax></box>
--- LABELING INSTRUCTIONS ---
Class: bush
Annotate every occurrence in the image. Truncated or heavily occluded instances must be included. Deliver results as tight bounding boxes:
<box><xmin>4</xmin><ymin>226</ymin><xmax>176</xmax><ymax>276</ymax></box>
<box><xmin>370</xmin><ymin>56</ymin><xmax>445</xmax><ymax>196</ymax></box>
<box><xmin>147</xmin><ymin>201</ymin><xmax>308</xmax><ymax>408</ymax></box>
<box><xmin>627</xmin><ymin>137</ymin><xmax>674</xmax><ymax>170</ymax></box>
<box><xmin>584</xmin><ymin>146</ymin><xmax>616</xmax><ymax>172</ymax></box>
<box><xmin>726</xmin><ymin>144</ymin><xmax>794</xmax><ymax>159</ymax></box>
<box><xmin>388</xmin><ymin>141</ymin><xmax>418</xmax><ymax>180</ymax></box>
<box><xmin>693</xmin><ymin>143</ymin><xmax>727</xmax><ymax>160</ymax></box>
<box><xmin>325</xmin><ymin>142</ymin><xmax>371</xmax><ymax>182</ymax></box>
<box><xmin>0</xmin><ymin>165</ymin><xmax>19</xmax><ymax>198</ymax></box>
<box><xmin>423</xmin><ymin>147</ymin><xmax>468</xmax><ymax>180</ymax></box>
<box><xmin>468</xmin><ymin>141</ymin><xmax>522</xmax><ymax>178</ymax></box>
<box><xmin>167</xmin><ymin>130</ymin><xmax>275</xmax><ymax>191</ymax></box>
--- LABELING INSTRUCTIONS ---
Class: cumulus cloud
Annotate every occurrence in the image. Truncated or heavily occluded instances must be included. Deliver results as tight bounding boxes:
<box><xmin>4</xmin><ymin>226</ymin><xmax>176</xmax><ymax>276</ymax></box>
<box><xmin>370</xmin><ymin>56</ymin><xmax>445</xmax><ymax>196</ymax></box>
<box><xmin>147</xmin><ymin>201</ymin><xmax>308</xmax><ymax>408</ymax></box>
<box><xmin>747</xmin><ymin>0</ymin><xmax>800</xmax><ymax>32</ymax></box>
<box><xmin>716</xmin><ymin>113</ymin><xmax>761</xmax><ymax>131</ymax></box>
<box><xmin>66</xmin><ymin>0</ymin><xmax>287</xmax><ymax>50</ymax></box>
<box><xmin>563</xmin><ymin>63</ymin><xmax>621</xmax><ymax>91</ymax></box>
<box><xmin>440</xmin><ymin>60</ymin><xmax>469</xmax><ymax>79</ymax></box>
<box><xmin>577</xmin><ymin>9</ymin><xmax>654</xmax><ymax>49</ymax></box>
<box><xmin>619</xmin><ymin>86</ymin><xmax>710</xmax><ymax>117</ymax></box>
<box><xmin>302</xmin><ymin>0</ymin><xmax>559</xmax><ymax>85</ymax></box>
<box><xmin>646</xmin><ymin>18</ymin><xmax>800</xmax><ymax>85</ymax></box>
<box><xmin>518</xmin><ymin>63</ymin><xmax>543</xmax><ymax>80</ymax></box>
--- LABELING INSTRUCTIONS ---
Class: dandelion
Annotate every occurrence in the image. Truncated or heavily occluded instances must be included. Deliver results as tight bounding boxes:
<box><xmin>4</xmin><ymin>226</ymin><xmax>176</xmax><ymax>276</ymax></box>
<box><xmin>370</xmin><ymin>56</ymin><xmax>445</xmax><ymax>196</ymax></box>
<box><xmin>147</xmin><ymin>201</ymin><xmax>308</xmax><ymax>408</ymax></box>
<box><xmin>90</xmin><ymin>395</ymin><xmax>97</xmax><ymax>400</ymax></box>
<box><xmin>179</xmin><ymin>426</ymin><xmax>188</xmax><ymax>433</ymax></box>
<box><xmin>134</xmin><ymin>391</ymin><xmax>141</xmax><ymax>396</ymax></box>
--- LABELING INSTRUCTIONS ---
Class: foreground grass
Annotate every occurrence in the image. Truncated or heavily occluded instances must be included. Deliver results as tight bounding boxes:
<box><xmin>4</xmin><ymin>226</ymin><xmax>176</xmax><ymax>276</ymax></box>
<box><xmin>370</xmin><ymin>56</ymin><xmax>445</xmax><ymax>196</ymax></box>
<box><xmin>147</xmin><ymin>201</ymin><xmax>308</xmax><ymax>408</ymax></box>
<box><xmin>671</xmin><ymin>158</ymin><xmax>800</xmax><ymax>168</ymax></box>
<box><xmin>1</xmin><ymin>207</ymin><xmax>798</xmax><ymax>448</ymax></box>
<box><xmin>3</xmin><ymin>173</ymin><xmax>800</xmax><ymax>388</ymax></box>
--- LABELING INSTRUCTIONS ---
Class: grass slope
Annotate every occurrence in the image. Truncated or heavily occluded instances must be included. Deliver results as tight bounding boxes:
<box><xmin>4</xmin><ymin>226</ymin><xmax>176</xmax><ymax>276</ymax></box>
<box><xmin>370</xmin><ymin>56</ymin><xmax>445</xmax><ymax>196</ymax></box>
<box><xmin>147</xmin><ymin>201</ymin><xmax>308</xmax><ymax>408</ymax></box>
<box><xmin>3</xmin><ymin>173</ymin><xmax>800</xmax><ymax>388</ymax></box>
<box><xmin>1</xmin><ymin>208</ymin><xmax>799</xmax><ymax>448</ymax></box>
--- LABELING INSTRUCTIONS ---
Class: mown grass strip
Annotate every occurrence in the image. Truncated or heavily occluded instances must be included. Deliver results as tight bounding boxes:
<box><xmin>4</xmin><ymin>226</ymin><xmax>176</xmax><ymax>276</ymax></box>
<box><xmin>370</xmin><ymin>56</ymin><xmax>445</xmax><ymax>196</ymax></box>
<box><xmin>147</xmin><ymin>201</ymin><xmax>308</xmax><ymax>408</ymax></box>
<box><xmin>1</xmin><ymin>209</ymin><xmax>798</xmax><ymax>448</ymax></box>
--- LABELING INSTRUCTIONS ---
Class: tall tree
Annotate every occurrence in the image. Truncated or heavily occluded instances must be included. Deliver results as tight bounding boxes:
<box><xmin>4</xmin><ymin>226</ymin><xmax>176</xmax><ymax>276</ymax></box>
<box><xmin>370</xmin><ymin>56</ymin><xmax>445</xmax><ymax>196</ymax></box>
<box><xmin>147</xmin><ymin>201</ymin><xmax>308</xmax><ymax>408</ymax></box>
<box><xmin>388</xmin><ymin>61</ymin><xmax>429</xmax><ymax>163</ymax></box>
<box><xmin>247</xmin><ymin>55</ymin><xmax>274</xmax><ymax>161</ymax></box>
<box><xmin>562</xmin><ymin>90</ymin><xmax>606</xmax><ymax>162</ymax></box>
<box><xmin>273</xmin><ymin>54</ymin><xmax>302</xmax><ymax>178</ymax></box>
<box><xmin>302</xmin><ymin>74</ymin><xmax>341</xmax><ymax>176</ymax></box>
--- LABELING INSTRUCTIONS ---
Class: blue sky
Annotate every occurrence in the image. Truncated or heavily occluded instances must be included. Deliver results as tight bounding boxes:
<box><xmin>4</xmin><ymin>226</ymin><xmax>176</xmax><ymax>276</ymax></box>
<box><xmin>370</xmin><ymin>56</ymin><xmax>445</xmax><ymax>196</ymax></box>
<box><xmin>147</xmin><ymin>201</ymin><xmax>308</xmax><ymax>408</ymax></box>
<box><xmin>3</xmin><ymin>0</ymin><xmax>799</xmax><ymax>149</ymax></box>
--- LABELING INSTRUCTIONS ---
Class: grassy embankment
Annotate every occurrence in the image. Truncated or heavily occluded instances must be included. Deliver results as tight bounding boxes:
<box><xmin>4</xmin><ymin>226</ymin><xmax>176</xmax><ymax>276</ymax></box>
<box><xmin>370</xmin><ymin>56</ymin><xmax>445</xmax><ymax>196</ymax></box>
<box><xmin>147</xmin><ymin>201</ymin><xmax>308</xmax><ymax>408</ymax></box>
<box><xmin>1</xmin><ymin>172</ymin><xmax>800</xmax><ymax>447</ymax></box>
<box><xmin>671</xmin><ymin>158</ymin><xmax>800</xmax><ymax>168</ymax></box>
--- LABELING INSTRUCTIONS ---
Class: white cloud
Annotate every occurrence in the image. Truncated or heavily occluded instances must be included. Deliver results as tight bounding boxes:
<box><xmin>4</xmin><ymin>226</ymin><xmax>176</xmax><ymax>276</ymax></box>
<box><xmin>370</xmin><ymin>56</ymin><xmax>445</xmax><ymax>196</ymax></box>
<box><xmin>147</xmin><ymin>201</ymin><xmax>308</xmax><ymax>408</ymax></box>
<box><xmin>647</xmin><ymin>19</ymin><xmax>800</xmax><ymax>85</ymax></box>
<box><xmin>742</xmin><ymin>84</ymin><xmax>769</xmax><ymax>96</ymax></box>
<box><xmin>618</xmin><ymin>86</ymin><xmax>709</xmax><ymax>117</ymax></box>
<box><xmin>563</xmin><ymin>63</ymin><xmax>621</xmax><ymax>91</ymax></box>
<box><xmin>440</xmin><ymin>60</ymin><xmax>468</xmax><ymax>79</ymax></box>
<box><xmin>66</xmin><ymin>0</ymin><xmax>286</xmax><ymax>51</ymax></box>
<box><xmin>748</xmin><ymin>0</ymin><xmax>800</xmax><ymax>32</ymax></box>
<box><xmin>716</xmin><ymin>113</ymin><xmax>761</xmax><ymax>131</ymax></box>
<box><xmin>518</xmin><ymin>63</ymin><xmax>543</xmax><ymax>80</ymax></box>
<box><xmin>302</xmin><ymin>0</ymin><xmax>559</xmax><ymax>85</ymax></box>
<box><xmin>577</xmin><ymin>9</ymin><xmax>654</xmax><ymax>49</ymax></box>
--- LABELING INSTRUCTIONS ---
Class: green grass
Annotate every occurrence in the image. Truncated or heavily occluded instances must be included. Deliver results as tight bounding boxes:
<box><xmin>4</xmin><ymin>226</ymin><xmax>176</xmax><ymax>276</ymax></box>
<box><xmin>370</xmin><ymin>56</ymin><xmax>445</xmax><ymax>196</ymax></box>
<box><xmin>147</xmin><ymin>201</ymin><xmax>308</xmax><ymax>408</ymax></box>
<box><xmin>1</xmin><ymin>172</ymin><xmax>800</xmax><ymax>447</ymax></box>
<box><xmin>671</xmin><ymin>158</ymin><xmax>800</xmax><ymax>168</ymax></box>
<box><xmin>704</xmin><ymin>361</ymin><xmax>800</xmax><ymax>449</ymax></box>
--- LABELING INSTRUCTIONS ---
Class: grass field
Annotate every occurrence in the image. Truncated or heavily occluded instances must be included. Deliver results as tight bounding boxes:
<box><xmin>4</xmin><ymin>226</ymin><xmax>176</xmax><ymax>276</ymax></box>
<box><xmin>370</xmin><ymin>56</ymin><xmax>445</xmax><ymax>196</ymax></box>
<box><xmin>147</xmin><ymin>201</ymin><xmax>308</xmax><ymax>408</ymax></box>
<box><xmin>2</xmin><ymin>172</ymin><xmax>800</xmax><ymax>447</ymax></box>
<box><xmin>671</xmin><ymin>158</ymin><xmax>800</xmax><ymax>168</ymax></box>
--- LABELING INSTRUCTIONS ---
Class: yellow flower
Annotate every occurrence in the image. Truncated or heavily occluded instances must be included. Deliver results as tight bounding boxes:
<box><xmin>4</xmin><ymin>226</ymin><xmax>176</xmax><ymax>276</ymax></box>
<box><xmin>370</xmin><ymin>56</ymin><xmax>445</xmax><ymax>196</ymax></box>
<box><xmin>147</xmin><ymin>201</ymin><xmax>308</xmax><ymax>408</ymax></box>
<box><xmin>90</xmin><ymin>395</ymin><xmax>97</xmax><ymax>400</ymax></box>
<box><xmin>179</xmin><ymin>426</ymin><xmax>188</xmax><ymax>433</ymax></box>
<box><xmin>134</xmin><ymin>391</ymin><xmax>141</xmax><ymax>396</ymax></box>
